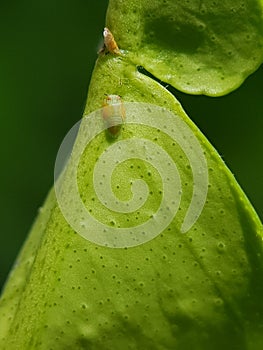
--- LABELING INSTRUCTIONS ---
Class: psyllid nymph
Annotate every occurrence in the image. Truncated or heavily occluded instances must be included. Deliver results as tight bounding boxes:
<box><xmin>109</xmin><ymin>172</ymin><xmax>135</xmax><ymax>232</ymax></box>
<box><xmin>102</xmin><ymin>95</ymin><xmax>125</xmax><ymax>138</ymax></box>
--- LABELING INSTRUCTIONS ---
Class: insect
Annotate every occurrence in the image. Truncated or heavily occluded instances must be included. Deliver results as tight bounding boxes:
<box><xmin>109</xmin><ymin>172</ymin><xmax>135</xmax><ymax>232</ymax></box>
<box><xmin>102</xmin><ymin>27</ymin><xmax>120</xmax><ymax>54</ymax></box>
<box><xmin>102</xmin><ymin>95</ymin><xmax>125</xmax><ymax>138</ymax></box>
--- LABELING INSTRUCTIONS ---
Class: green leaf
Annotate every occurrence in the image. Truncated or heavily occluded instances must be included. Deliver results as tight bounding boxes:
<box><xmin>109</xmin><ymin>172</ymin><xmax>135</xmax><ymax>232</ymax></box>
<box><xmin>0</xmin><ymin>1</ymin><xmax>263</xmax><ymax>349</ymax></box>
<box><xmin>106</xmin><ymin>0</ymin><xmax>263</xmax><ymax>96</ymax></box>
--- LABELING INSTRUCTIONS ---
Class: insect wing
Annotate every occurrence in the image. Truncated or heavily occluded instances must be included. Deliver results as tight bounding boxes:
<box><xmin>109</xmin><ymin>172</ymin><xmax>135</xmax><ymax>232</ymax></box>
<box><xmin>102</xmin><ymin>96</ymin><xmax>125</xmax><ymax>137</ymax></box>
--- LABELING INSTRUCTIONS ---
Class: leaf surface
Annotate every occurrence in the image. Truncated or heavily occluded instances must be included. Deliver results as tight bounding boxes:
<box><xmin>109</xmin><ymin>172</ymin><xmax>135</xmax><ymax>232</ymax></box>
<box><xmin>106</xmin><ymin>0</ymin><xmax>263</xmax><ymax>95</ymax></box>
<box><xmin>0</xmin><ymin>1</ymin><xmax>263</xmax><ymax>349</ymax></box>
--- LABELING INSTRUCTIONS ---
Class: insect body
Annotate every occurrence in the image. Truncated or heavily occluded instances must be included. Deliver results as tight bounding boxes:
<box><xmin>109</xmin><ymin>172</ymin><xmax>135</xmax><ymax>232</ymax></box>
<box><xmin>102</xmin><ymin>95</ymin><xmax>125</xmax><ymax>138</ymax></box>
<box><xmin>102</xmin><ymin>27</ymin><xmax>120</xmax><ymax>54</ymax></box>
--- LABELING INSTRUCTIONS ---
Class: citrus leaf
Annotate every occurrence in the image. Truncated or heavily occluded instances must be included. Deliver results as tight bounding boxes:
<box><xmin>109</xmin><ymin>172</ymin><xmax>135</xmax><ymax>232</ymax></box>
<box><xmin>0</xmin><ymin>2</ymin><xmax>263</xmax><ymax>350</ymax></box>
<box><xmin>106</xmin><ymin>0</ymin><xmax>263</xmax><ymax>96</ymax></box>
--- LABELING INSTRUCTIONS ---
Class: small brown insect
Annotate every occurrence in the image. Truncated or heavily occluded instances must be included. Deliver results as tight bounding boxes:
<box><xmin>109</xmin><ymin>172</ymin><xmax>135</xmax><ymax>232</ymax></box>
<box><xmin>102</xmin><ymin>27</ymin><xmax>120</xmax><ymax>54</ymax></box>
<box><xmin>102</xmin><ymin>95</ymin><xmax>125</xmax><ymax>138</ymax></box>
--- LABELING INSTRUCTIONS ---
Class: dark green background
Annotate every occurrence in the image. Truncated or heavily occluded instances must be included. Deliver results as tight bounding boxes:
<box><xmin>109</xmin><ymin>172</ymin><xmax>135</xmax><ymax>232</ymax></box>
<box><xmin>0</xmin><ymin>1</ymin><xmax>262</xmax><ymax>290</ymax></box>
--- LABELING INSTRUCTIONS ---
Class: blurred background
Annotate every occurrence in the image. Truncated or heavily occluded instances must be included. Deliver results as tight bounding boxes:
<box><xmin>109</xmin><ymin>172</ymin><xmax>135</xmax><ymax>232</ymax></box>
<box><xmin>0</xmin><ymin>1</ymin><xmax>262</xmax><ymax>291</ymax></box>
